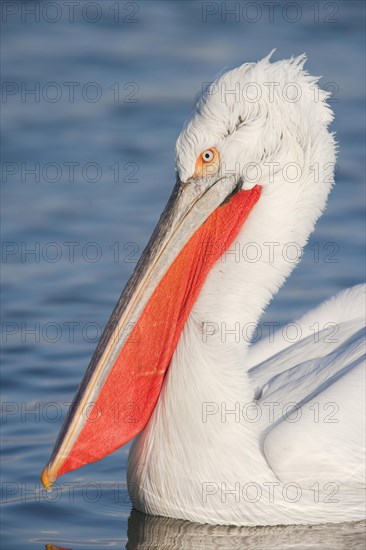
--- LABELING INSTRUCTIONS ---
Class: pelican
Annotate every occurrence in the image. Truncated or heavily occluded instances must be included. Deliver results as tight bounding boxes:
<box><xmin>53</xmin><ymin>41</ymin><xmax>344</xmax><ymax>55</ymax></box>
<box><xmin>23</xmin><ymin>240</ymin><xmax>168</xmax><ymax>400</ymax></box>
<box><xmin>41</xmin><ymin>54</ymin><xmax>365</xmax><ymax>526</ymax></box>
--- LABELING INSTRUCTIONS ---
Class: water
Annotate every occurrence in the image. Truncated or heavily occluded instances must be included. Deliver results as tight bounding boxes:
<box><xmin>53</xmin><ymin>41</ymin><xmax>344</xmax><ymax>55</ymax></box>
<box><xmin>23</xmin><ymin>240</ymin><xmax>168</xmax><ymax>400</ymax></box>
<box><xmin>1</xmin><ymin>1</ymin><xmax>365</xmax><ymax>548</ymax></box>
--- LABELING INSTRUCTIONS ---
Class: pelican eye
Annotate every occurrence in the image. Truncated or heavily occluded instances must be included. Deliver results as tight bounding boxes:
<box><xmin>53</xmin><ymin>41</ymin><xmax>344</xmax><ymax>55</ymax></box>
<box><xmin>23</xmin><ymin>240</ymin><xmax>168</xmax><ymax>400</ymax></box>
<box><xmin>202</xmin><ymin>150</ymin><xmax>214</xmax><ymax>162</ymax></box>
<box><xmin>192</xmin><ymin>146</ymin><xmax>220</xmax><ymax>179</ymax></box>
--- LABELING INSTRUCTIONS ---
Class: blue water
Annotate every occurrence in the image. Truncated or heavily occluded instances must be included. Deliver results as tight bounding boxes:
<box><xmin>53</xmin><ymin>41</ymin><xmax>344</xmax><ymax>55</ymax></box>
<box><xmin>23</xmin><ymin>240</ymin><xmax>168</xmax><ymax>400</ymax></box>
<box><xmin>1</xmin><ymin>1</ymin><xmax>365</xmax><ymax>548</ymax></box>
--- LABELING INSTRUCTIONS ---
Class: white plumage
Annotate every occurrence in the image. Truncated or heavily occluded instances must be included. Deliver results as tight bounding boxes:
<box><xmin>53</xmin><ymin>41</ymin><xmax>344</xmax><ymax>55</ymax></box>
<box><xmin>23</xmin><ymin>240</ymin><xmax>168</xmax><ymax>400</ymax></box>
<box><xmin>127</xmin><ymin>55</ymin><xmax>365</xmax><ymax>525</ymax></box>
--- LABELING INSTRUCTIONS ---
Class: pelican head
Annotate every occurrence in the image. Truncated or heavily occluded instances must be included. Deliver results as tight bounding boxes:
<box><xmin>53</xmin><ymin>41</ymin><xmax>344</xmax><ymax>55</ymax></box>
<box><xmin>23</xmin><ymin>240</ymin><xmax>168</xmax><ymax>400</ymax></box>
<box><xmin>41</xmin><ymin>54</ymin><xmax>335</xmax><ymax>489</ymax></box>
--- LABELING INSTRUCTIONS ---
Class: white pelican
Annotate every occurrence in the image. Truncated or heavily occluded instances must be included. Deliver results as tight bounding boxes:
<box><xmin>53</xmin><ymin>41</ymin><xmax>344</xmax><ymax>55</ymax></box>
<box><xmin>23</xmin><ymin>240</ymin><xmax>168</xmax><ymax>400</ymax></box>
<box><xmin>41</xmin><ymin>54</ymin><xmax>365</xmax><ymax>526</ymax></box>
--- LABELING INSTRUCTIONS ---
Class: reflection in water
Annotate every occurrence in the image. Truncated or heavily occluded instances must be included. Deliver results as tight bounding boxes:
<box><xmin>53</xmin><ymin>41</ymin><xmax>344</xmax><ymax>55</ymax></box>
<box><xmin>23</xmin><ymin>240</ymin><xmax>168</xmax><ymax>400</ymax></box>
<box><xmin>126</xmin><ymin>510</ymin><xmax>366</xmax><ymax>550</ymax></box>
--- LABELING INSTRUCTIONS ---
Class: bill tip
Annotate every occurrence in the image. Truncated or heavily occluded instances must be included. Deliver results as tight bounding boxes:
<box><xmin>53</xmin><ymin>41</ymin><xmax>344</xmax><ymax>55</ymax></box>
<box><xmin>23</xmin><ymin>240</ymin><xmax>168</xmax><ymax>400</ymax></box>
<box><xmin>41</xmin><ymin>465</ymin><xmax>56</xmax><ymax>489</ymax></box>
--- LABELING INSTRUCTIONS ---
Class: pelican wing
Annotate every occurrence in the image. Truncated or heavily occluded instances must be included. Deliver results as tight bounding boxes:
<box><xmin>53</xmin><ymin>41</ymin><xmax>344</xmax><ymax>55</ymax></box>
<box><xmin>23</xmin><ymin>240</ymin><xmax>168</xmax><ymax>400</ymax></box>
<box><xmin>247</xmin><ymin>284</ymin><xmax>366</xmax><ymax>375</ymax></box>
<box><xmin>247</xmin><ymin>284</ymin><xmax>366</xmax><ymax>488</ymax></box>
